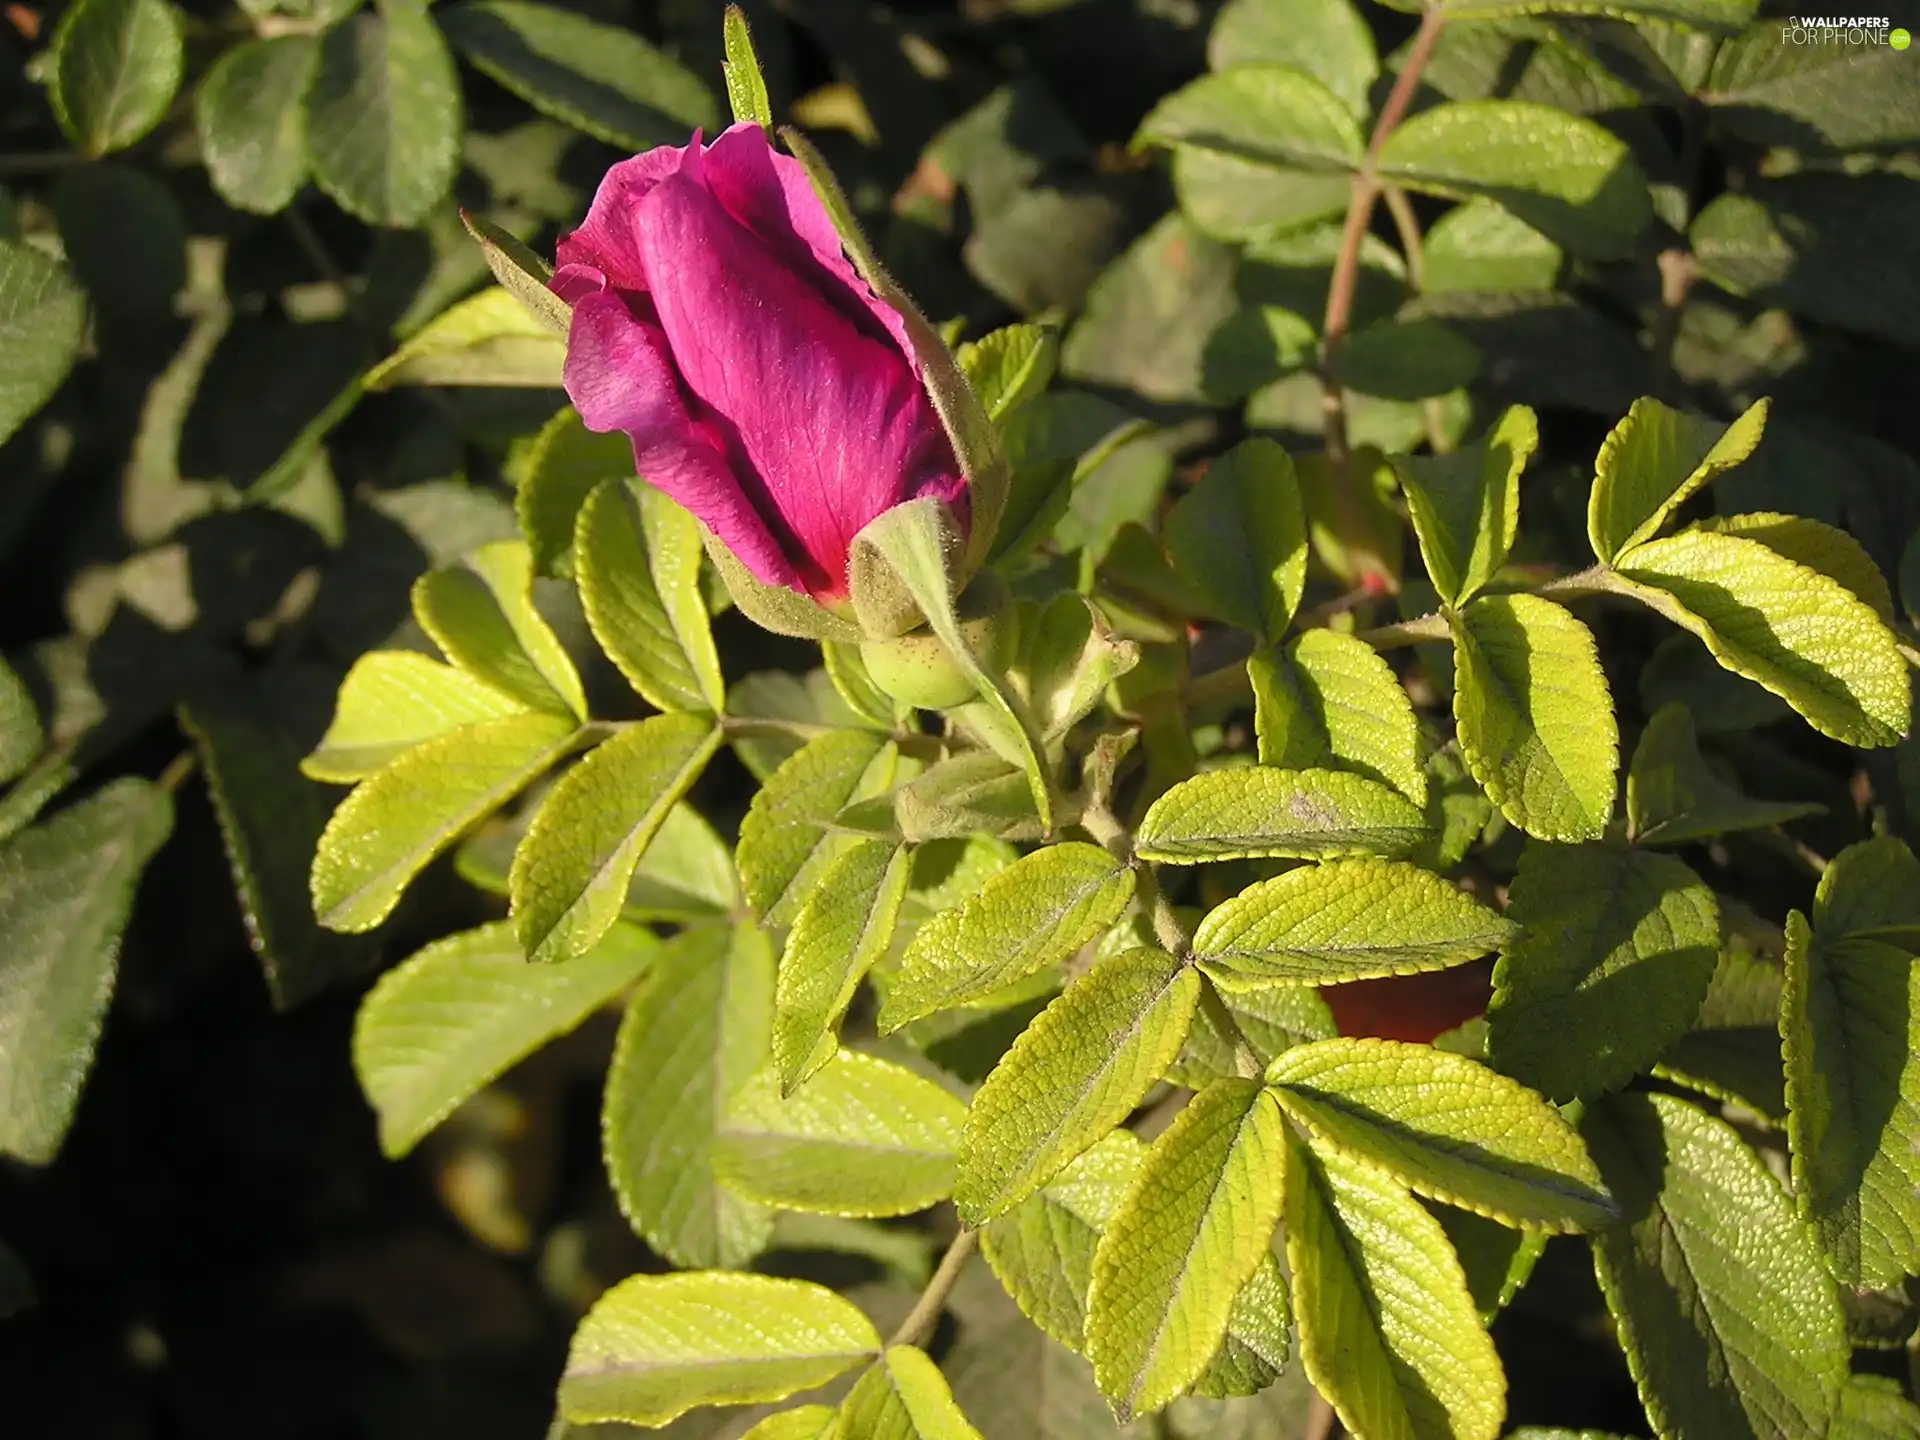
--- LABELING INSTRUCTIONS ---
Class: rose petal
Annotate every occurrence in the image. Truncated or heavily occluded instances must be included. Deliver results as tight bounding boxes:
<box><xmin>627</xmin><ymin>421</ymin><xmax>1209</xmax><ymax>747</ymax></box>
<box><xmin>635</xmin><ymin>168</ymin><xmax>962</xmax><ymax>596</ymax></box>
<box><xmin>563</xmin><ymin>290</ymin><xmax>803</xmax><ymax>592</ymax></box>
<box><xmin>554</xmin><ymin>142</ymin><xmax>690</xmax><ymax>293</ymax></box>
<box><xmin>700</xmin><ymin>123</ymin><xmax>919</xmax><ymax>370</ymax></box>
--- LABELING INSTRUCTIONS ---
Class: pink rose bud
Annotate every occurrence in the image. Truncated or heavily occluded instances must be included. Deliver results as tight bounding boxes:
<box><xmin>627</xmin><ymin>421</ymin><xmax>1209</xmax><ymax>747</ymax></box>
<box><xmin>551</xmin><ymin>123</ymin><xmax>968</xmax><ymax>604</ymax></box>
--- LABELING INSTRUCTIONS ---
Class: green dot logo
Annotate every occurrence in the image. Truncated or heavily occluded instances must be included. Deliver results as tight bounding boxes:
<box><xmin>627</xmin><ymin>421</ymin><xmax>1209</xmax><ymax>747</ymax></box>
<box><xmin>1894</xmin><ymin>27</ymin><xmax>1912</xmax><ymax>49</ymax></box>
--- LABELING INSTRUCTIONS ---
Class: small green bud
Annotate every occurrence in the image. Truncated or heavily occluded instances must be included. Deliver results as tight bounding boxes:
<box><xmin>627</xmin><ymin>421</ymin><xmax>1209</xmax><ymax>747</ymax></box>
<box><xmin>860</xmin><ymin>576</ymin><xmax>1017</xmax><ymax>710</ymax></box>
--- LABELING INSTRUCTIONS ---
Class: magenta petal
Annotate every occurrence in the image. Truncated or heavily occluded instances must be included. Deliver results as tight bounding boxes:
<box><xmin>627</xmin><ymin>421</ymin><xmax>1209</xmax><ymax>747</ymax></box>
<box><xmin>563</xmin><ymin>290</ymin><xmax>802</xmax><ymax>591</ymax></box>
<box><xmin>554</xmin><ymin>143</ymin><xmax>690</xmax><ymax>292</ymax></box>
<box><xmin>635</xmin><ymin>169</ymin><xmax>963</xmax><ymax>595</ymax></box>
<box><xmin>698</xmin><ymin>123</ymin><xmax>919</xmax><ymax>370</ymax></box>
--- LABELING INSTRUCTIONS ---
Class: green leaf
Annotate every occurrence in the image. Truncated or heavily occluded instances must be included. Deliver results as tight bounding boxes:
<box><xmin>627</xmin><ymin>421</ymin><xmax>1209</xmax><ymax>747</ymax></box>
<box><xmin>1327</xmin><ymin>317</ymin><xmax>1480</xmax><ymax>403</ymax></box>
<box><xmin>1627</xmin><ymin>702</ymin><xmax>1820</xmax><ymax>845</ymax></box>
<box><xmin>363</xmin><ymin>288</ymin><xmax>563</xmax><ymax>389</ymax></box>
<box><xmin>1583</xmin><ymin>1091</ymin><xmax>1847</xmax><ymax>1440</ymax></box>
<box><xmin>1285</xmin><ymin>1132</ymin><xmax>1505</xmax><ymax>1440</ymax></box>
<box><xmin>0</xmin><ymin>658</ymin><xmax>42</xmax><ymax>786</ymax></box>
<box><xmin>957</xmin><ymin>324</ymin><xmax>1058</xmax><ymax>424</ymax></box>
<box><xmin>773</xmin><ymin>841</ymin><xmax>911</xmax><ymax>1089</ymax></box>
<box><xmin>510</xmin><ymin>714</ymin><xmax>720</xmax><ymax>963</ymax></box>
<box><xmin>558</xmin><ymin>1271</ymin><xmax>880</xmax><ymax>1427</ymax></box>
<box><xmin>1588</xmin><ymin>397</ymin><xmax>1769</xmax><ymax>565</ymax></box>
<box><xmin>1813</xmin><ymin>836</ymin><xmax>1920</xmax><ymax>942</ymax></box>
<box><xmin>715</xmin><ymin>1049</ymin><xmax>965</xmax><ymax>1217</ymax></box>
<box><xmin>1703</xmin><ymin>23</ymin><xmax>1920</xmax><ymax>154</ymax></box>
<box><xmin>47</xmin><ymin>0</ymin><xmax>183</xmax><ymax>157</ymax></box>
<box><xmin>1835</xmin><ymin>1377</ymin><xmax>1920</xmax><ymax>1440</ymax></box>
<box><xmin>302</xmin><ymin>650</ymin><xmax>526</xmax><ymax>783</ymax></box>
<box><xmin>1207</xmin><ymin>0</ymin><xmax>1378</xmax><ymax>118</ymax></box>
<box><xmin>413</xmin><ymin>540</ymin><xmax>587</xmax><ymax>720</ymax></box>
<box><xmin>617</xmin><ymin>800</ymin><xmax>739</xmax><ymax>921</ymax></box>
<box><xmin>576</xmin><ymin>479</ymin><xmax>725</xmax><ymax>715</ymax></box>
<box><xmin>0</xmin><ymin>780</ymin><xmax>173</xmax><ymax>1165</ymax></box>
<box><xmin>1086</xmin><ymin>1079</ymin><xmax>1288</xmax><ymax>1417</ymax></box>
<box><xmin>824</xmin><ymin>641</ymin><xmax>904</xmax><ymax>731</ymax></box>
<box><xmin>721</xmin><ymin>5</ymin><xmax>773</xmax><ymax>131</ymax></box>
<box><xmin>515</xmin><ymin>407</ymin><xmax>633</xmax><ymax>576</ymax></box>
<box><xmin>194</xmin><ymin>36</ymin><xmax>319</xmax><ymax>214</ymax></box>
<box><xmin>982</xmin><ymin>1130</ymin><xmax>1145</xmax><ymax>1351</ymax></box>
<box><xmin>603</xmin><ymin>923</ymin><xmax>775</xmax><ymax>1268</ymax></box>
<box><xmin>1615</xmin><ymin>528</ymin><xmax>1910</xmax><ymax>748</ymax></box>
<box><xmin>352</xmin><ymin>920</ymin><xmax>653</xmax><ymax>1157</ymax></box>
<box><xmin>1136</xmin><ymin>767</ymin><xmax>1429</xmax><ymax>864</ymax></box>
<box><xmin>1194</xmin><ymin>858</ymin><xmax>1514</xmax><ymax>990</ymax></box>
<box><xmin>1015</xmin><ymin>594</ymin><xmax>1139</xmax><ymax>742</ymax></box>
<box><xmin>311</xmin><ymin>711</ymin><xmax>578</xmax><ymax>932</ymax></box>
<box><xmin>1782</xmin><ymin>911</ymin><xmax>1920</xmax><ymax>1288</ymax></box>
<box><xmin>836</xmin><ymin>1346</ymin><xmax>985</xmax><ymax>1440</ymax></box>
<box><xmin>1441</xmin><ymin>1206</ymin><xmax>1546</xmax><ymax>1324</ymax></box>
<box><xmin>1436</xmin><ymin>0</ymin><xmax>1753</xmax><ymax>21</ymax></box>
<box><xmin>1376</xmin><ymin>99</ymin><xmax>1650</xmax><ymax>260</ymax></box>
<box><xmin>1656</xmin><ymin>938</ymin><xmax>1786</xmax><ymax>1122</ymax></box>
<box><xmin>179</xmin><ymin>686</ymin><xmax>375</xmax><ymax>1011</ymax></box>
<box><xmin>0</xmin><ymin>241</ymin><xmax>85</xmax><ymax>449</ymax></box>
<box><xmin>956</xmin><ymin>947</ymin><xmax>1201</xmax><ymax>1223</ymax></box>
<box><xmin>50</xmin><ymin>167</ymin><xmax>175</xmax><ymax>326</ymax></box>
<box><xmin>1690</xmin><ymin>175</ymin><xmax>1920</xmax><ymax>350</ymax></box>
<box><xmin>1421</xmin><ymin>200</ymin><xmax>1562</xmax><ymax>295</ymax></box>
<box><xmin>1171</xmin><ymin>984</ymin><xmax>1336</xmax><ymax>1088</ymax></box>
<box><xmin>1451</xmin><ymin>592</ymin><xmax>1618</xmax><ymax>842</ymax></box>
<box><xmin>1266</xmin><ymin>1037</ymin><xmax>1615</xmax><ymax>1231</ymax></box>
<box><xmin>1136</xmin><ymin>65</ymin><xmax>1363</xmax><ymax>174</ymax></box>
<box><xmin>738</xmin><ymin>728</ymin><xmax>897</xmax><ymax>927</ymax></box>
<box><xmin>305</xmin><ymin>0</ymin><xmax>461</xmax><ymax>228</ymax></box>
<box><xmin>1488</xmin><ymin>842</ymin><xmax>1720</xmax><ymax>1103</ymax></box>
<box><xmin>1063</xmin><ymin>215</ymin><xmax>1239</xmax><ymax>401</ymax></box>
<box><xmin>880</xmin><ymin>842</ymin><xmax>1135</xmax><ymax>1032</ymax></box>
<box><xmin>1392</xmin><ymin>405</ymin><xmax>1537</xmax><ymax>607</ymax></box>
<box><xmin>439</xmin><ymin>0</ymin><xmax>718</xmax><ymax>151</ymax></box>
<box><xmin>462</xmin><ymin>210</ymin><xmax>571</xmax><ymax>336</ymax></box>
<box><xmin>890</xmin><ymin>751</ymin><xmax>1044</xmax><ymax>844</ymax></box>
<box><xmin>1162</xmin><ymin>439</ymin><xmax>1308</xmax><ymax>642</ymax></box>
<box><xmin>1249</xmin><ymin>632</ymin><xmax>1426</xmax><ymax>806</ymax></box>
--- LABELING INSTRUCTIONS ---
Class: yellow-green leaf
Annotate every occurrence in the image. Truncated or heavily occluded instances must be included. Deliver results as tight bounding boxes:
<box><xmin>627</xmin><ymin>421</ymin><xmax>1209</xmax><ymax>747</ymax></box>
<box><xmin>364</xmin><ymin>287</ymin><xmax>564</xmax><ymax>390</ymax></box>
<box><xmin>516</xmin><ymin>406</ymin><xmax>633</xmax><ymax>576</ymax></box>
<box><xmin>1451</xmin><ymin>593</ymin><xmax>1617</xmax><ymax>842</ymax></box>
<box><xmin>302</xmin><ymin>650</ymin><xmax>526</xmax><ymax>784</ymax></box>
<box><xmin>880</xmin><ymin>842</ymin><xmax>1135</xmax><ymax>1032</ymax></box>
<box><xmin>1266</xmin><ymin>1037</ymin><xmax>1615</xmax><ymax>1232</ymax></box>
<box><xmin>509</xmin><ymin>713</ymin><xmax>721</xmax><ymax>963</ymax></box>
<box><xmin>1615</xmin><ymin>528</ymin><xmax>1909</xmax><ymax>748</ymax></box>
<box><xmin>956</xmin><ymin>947</ymin><xmax>1200</xmax><ymax>1223</ymax></box>
<box><xmin>603</xmin><ymin>924</ymin><xmax>775</xmax><ymax>1268</ymax></box>
<box><xmin>312</xmin><ymin>711</ymin><xmax>578</xmax><ymax>932</ymax></box>
<box><xmin>1627</xmin><ymin>702</ymin><xmax>1821</xmax><ymax>846</ymax></box>
<box><xmin>1588</xmin><ymin>397</ymin><xmax>1769</xmax><ymax>564</ymax></box>
<box><xmin>738</xmin><ymin>728</ymin><xmax>897</xmax><ymax>927</ymax></box>
<box><xmin>1194</xmin><ymin>858</ymin><xmax>1515</xmax><ymax>989</ymax></box>
<box><xmin>717</xmin><ymin>1049</ymin><xmax>966</xmax><ymax>1218</ymax></box>
<box><xmin>774</xmin><ymin>840</ymin><xmax>912</xmax><ymax>1090</ymax></box>
<box><xmin>1248</xmin><ymin>630</ymin><xmax>1426</xmax><ymax>805</ymax></box>
<box><xmin>559</xmin><ymin>1271</ymin><xmax>879</xmax><ymax>1427</ymax></box>
<box><xmin>352</xmin><ymin>920</ymin><xmax>654</xmax><ymax>1157</ymax></box>
<box><xmin>1393</xmin><ymin>404</ymin><xmax>1537</xmax><ymax>607</ymax></box>
<box><xmin>1136</xmin><ymin>767</ymin><xmax>1429</xmax><ymax>864</ymax></box>
<box><xmin>1086</xmin><ymin>1079</ymin><xmax>1289</xmax><ymax>1418</ymax></box>
<box><xmin>835</xmin><ymin>1345</ymin><xmax>985</xmax><ymax>1440</ymax></box>
<box><xmin>412</xmin><ymin>539</ymin><xmax>587</xmax><ymax>719</ymax></box>
<box><xmin>1285</xmin><ymin>1132</ymin><xmax>1505</xmax><ymax>1440</ymax></box>
<box><xmin>577</xmin><ymin>478</ymin><xmax>724</xmax><ymax>714</ymax></box>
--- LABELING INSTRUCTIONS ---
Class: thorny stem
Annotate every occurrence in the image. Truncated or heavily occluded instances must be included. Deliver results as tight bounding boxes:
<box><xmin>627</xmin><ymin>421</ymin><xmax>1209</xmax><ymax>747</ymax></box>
<box><xmin>1321</xmin><ymin>3</ymin><xmax>1448</xmax><ymax>467</ymax></box>
<box><xmin>1356</xmin><ymin>611</ymin><xmax>1451</xmax><ymax>649</ymax></box>
<box><xmin>888</xmin><ymin>1226</ymin><xmax>979</xmax><ymax>1349</ymax></box>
